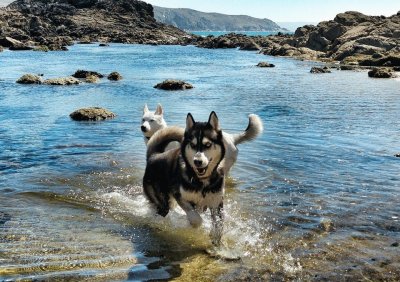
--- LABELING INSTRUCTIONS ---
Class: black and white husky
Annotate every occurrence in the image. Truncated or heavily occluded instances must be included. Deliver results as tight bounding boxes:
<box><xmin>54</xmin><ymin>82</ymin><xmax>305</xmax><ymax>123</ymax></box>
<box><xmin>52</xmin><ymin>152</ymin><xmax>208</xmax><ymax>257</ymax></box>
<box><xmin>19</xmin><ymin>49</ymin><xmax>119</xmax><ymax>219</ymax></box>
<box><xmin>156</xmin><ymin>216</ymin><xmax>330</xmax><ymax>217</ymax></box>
<box><xmin>141</xmin><ymin>104</ymin><xmax>263</xmax><ymax>175</ymax></box>
<box><xmin>143</xmin><ymin>112</ymin><xmax>227</xmax><ymax>245</ymax></box>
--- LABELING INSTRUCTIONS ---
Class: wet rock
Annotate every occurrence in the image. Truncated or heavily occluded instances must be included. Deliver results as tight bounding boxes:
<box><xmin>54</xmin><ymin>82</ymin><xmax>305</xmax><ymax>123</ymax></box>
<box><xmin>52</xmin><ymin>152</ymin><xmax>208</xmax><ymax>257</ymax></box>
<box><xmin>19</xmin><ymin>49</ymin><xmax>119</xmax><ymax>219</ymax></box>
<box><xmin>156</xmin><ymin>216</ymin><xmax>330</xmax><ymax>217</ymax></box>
<box><xmin>99</xmin><ymin>43</ymin><xmax>109</xmax><ymax>47</ymax></box>
<box><xmin>154</xmin><ymin>79</ymin><xmax>193</xmax><ymax>90</ymax></box>
<box><xmin>43</xmin><ymin>76</ymin><xmax>81</xmax><ymax>85</ymax></box>
<box><xmin>16</xmin><ymin>74</ymin><xmax>42</xmax><ymax>84</ymax></box>
<box><xmin>0</xmin><ymin>211</ymin><xmax>11</xmax><ymax>225</ymax></box>
<box><xmin>391</xmin><ymin>242</ymin><xmax>399</xmax><ymax>247</ymax></box>
<box><xmin>394</xmin><ymin>153</ymin><xmax>400</xmax><ymax>157</ymax></box>
<box><xmin>0</xmin><ymin>36</ymin><xmax>24</xmax><ymax>48</ymax></box>
<box><xmin>239</xmin><ymin>40</ymin><xmax>261</xmax><ymax>51</ymax></box>
<box><xmin>70</xmin><ymin>107</ymin><xmax>116</xmax><ymax>121</ymax></box>
<box><xmin>310</xmin><ymin>67</ymin><xmax>331</xmax><ymax>73</ymax></box>
<box><xmin>318</xmin><ymin>218</ymin><xmax>335</xmax><ymax>232</ymax></box>
<box><xmin>340</xmin><ymin>65</ymin><xmax>357</xmax><ymax>70</ymax></box>
<box><xmin>107</xmin><ymin>71</ymin><xmax>122</xmax><ymax>81</ymax></box>
<box><xmin>72</xmin><ymin>70</ymin><xmax>104</xmax><ymax>79</ymax></box>
<box><xmin>85</xmin><ymin>75</ymin><xmax>99</xmax><ymax>83</ymax></box>
<box><xmin>256</xmin><ymin>62</ymin><xmax>275</xmax><ymax>68</ymax></box>
<box><xmin>368</xmin><ymin>67</ymin><xmax>393</xmax><ymax>78</ymax></box>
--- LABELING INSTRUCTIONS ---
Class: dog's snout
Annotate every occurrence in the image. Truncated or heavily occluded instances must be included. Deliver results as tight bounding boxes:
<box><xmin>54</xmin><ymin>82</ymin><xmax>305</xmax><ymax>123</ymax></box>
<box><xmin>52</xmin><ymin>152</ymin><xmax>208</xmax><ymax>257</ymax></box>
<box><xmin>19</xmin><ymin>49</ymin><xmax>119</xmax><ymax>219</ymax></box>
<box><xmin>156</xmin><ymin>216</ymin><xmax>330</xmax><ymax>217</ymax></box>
<box><xmin>141</xmin><ymin>125</ymin><xmax>147</xmax><ymax>132</ymax></box>
<box><xmin>194</xmin><ymin>159</ymin><xmax>203</xmax><ymax>167</ymax></box>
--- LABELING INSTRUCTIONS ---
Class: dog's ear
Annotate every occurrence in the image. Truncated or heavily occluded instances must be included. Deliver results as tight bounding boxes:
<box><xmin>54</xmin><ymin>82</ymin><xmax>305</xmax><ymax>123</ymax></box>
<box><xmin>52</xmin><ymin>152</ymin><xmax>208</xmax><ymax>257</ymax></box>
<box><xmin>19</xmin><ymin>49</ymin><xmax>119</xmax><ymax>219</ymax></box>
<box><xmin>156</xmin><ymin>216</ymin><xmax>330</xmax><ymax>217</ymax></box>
<box><xmin>155</xmin><ymin>104</ymin><xmax>163</xmax><ymax>116</ymax></box>
<box><xmin>143</xmin><ymin>104</ymin><xmax>149</xmax><ymax>114</ymax></box>
<box><xmin>208</xmin><ymin>111</ymin><xmax>220</xmax><ymax>130</ymax></box>
<box><xmin>186</xmin><ymin>113</ymin><xmax>195</xmax><ymax>130</ymax></box>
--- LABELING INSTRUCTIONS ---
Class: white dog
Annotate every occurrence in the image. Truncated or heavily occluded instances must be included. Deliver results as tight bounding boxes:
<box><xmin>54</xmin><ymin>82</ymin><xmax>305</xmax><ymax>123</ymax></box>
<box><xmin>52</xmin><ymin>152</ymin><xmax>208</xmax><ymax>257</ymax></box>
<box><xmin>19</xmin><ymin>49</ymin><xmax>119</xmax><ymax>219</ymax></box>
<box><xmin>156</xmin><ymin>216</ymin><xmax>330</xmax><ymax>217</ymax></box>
<box><xmin>141</xmin><ymin>104</ymin><xmax>263</xmax><ymax>175</ymax></box>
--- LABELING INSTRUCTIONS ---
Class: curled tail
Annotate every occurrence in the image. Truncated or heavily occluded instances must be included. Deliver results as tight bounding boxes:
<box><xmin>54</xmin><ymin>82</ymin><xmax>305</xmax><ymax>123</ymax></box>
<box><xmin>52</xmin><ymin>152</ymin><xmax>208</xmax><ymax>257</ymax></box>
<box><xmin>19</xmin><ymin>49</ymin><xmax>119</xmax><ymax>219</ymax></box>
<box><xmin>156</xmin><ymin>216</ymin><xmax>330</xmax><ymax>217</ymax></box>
<box><xmin>232</xmin><ymin>114</ymin><xmax>263</xmax><ymax>145</ymax></box>
<box><xmin>146</xmin><ymin>126</ymin><xmax>184</xmax><ymax>160</ymax></box>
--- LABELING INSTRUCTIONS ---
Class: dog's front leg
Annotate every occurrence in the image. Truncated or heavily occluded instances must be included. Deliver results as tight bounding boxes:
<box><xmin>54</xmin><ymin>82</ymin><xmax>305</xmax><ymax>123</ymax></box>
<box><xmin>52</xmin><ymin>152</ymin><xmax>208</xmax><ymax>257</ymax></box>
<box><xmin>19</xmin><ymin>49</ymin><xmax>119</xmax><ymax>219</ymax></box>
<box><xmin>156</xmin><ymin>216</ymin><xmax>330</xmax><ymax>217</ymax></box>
<box><xmin>176</xmin><ymin>198</ymin><xmax>203</xmax><ymax>228</ymax></box>
<box><xmin>210</xmin><ymin>202</ymin><xmax>224</xmax><ymax>246</ymax></box>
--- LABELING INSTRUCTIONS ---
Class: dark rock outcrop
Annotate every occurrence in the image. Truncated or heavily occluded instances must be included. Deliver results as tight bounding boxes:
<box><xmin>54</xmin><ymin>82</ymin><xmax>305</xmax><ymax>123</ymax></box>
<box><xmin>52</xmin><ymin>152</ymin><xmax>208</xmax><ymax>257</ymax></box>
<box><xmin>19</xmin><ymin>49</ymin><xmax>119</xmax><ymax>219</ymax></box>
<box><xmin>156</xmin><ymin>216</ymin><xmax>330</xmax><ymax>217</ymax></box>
<box><xmin>0</xmin><ymin>0</ymin><xmax>196</xmax><ymax>49</ymax></box>
<box><xmin>70</xmin><ymin>107</ymin><xmax>116</xmax><ymax>121</ymax></box>
<box><xmin>368</xmin><ymin>68</ymin><xmax>393</xmax><ymax>78</ymax></box>
<box><xmin>16</xmin><ymin>74</ymin><xmax>42</xmax><ymax>84</ymax></box>
<box><xmin>154</xmin><ymin>79</ymin><xmax>193</xmax><ymax>90</ymax></box>
<box><xmin>72</xmin><ymin>70</ymin><xmax>104</xmax><ymax>79</ymax></box>
<box><xmin>310</xmin><ymin>67</ymin><xmax>331</xmax><ymax>73</ymax></box>
<box><xmin>107</xmin><ymin>71</ymin><xmax>122</xmax><ymax>81</ymax></box>
<box><xmin>257</xmin><ymin>62</ymin><xmax>275</xmax><ymax>68</ymax></box>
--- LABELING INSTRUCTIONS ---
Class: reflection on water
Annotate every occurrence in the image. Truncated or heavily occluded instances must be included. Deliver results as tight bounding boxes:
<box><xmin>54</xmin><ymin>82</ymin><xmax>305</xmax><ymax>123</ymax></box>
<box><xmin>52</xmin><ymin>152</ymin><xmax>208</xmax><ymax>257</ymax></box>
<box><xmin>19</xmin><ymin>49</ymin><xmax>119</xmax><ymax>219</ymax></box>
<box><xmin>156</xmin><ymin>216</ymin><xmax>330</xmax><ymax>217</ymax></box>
<box><xmin>0</xmin><ymin>44</ymin><xmax>400</xmax><ymax>281</ymax></box>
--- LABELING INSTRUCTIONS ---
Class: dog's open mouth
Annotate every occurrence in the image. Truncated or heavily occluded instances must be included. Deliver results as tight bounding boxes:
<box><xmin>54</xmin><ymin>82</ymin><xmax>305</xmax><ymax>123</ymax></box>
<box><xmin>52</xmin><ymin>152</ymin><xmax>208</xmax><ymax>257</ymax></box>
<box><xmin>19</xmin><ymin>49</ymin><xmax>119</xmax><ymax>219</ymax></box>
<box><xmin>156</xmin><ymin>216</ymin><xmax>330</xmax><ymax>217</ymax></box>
<box><xmin>196</xmin><ymin>166</ymin><xmax>208</xmax><ymax>176</ymax></box>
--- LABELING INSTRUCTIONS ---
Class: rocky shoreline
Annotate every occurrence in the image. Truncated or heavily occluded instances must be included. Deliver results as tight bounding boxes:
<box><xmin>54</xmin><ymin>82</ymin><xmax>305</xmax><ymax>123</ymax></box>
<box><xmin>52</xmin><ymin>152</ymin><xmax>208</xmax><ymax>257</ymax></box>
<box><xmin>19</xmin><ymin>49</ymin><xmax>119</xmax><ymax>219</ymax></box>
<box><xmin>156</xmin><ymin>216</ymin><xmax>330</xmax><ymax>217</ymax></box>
<box><xmin>1</xmin><ymin>1</ymin><xmax>399</xmax><ymax>77</ymax></box>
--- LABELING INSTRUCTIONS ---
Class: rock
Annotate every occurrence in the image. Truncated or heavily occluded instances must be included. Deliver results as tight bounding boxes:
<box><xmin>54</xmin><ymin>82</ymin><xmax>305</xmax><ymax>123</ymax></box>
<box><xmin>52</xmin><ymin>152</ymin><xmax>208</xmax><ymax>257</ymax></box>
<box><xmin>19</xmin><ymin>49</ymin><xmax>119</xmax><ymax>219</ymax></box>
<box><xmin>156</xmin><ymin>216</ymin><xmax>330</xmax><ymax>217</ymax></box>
<box><xmin>99</xmin><ymin>43</ymin><xmax>109</xmax><ymax>47</ymax></box>
<box><xmin>43</xmin><ymin>76</ymin><xmax>81</xmax><ymax>85</ymax></box>
<box><xmin>310</xmin><ymin>67</ymin><xmax>331</xmax><ymax>73</ymax></box>
<box><xmin>107</xmin><ymin>71</ymin><xmax>122</xmax><ymax>81</ymax></box>
<box><xmin>154</xmin><ymin>79</ymin><xmax>193</xmax><ymax>90</ymax></box>
<box><xmin>340</xmin><ymin>65</ymin><xmax>356</xmax><ymax>70</ymax></box>
<box><xmin>368</xmin><ymin>68</ymin><xmax>393</xmax><ymax>78</ymax></box>
<box><xmin>85</xmin><ymin>75</ymin><xmax>99</xmax><ymax>83</ymax></box>
<box><xmin>239</xmin><ymin>40</ymin><xmax>261</xmax><ymax>51</ymax></box>
<box><xmin>391</xmin><ymin>242</ymin><xmax>399</xmax><ymax>247</ymax></box>
<box><xmin>70</xmin><ymin>107</ymin><xmax>116</xmax><ymax>121</ymax></box>
<box><xmin>394</xmin><ymin>153</ymin><xmax>400</xmax><ymax>158</ymax></box>
<box><xmin>0</xmin><ymin>0</ymin><xmax>196</xmax><ymax>48</ymax></box>
<box><xmin>0</xmin><ymin>36</ymin><xmax>24</xmax><ymax>48</ymax></box>
<box><xmin>16</xmin><ymin>74</ymin><xmax>42</xmax><ymax>84</ymax></box>
<box><xmin>318</xmin><ymin>218</ymin><xmax>335</xmax><ymax>232</ymax></box>
<box><xmin>334</xmin><ymin>11</ymin><xmax>374</xmax><ymax>26</ymax></box>
<box><xmin>256</xmin><ymin>62</ymin><xmax>275</xmax><ymax>68</ymax></box>
<box><xmin>72</xmin><ymin>70</ymin><xmax>104</xmax><ymax>79</ymax></box>
<box><xmin>0</xmin><ymin>46</ymin><xmax>3</xmax><ymax>52</ymax></box>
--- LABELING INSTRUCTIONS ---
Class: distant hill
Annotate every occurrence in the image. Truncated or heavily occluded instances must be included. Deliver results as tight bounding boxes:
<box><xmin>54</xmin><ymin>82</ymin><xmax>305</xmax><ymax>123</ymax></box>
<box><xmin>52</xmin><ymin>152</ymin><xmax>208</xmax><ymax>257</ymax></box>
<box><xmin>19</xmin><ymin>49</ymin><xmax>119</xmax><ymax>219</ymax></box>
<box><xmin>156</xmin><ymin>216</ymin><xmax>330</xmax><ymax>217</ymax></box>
<box><xmin>154</xmin><ymin>6</ymin><xmax>288</xmax><ymax>32</ymax></box>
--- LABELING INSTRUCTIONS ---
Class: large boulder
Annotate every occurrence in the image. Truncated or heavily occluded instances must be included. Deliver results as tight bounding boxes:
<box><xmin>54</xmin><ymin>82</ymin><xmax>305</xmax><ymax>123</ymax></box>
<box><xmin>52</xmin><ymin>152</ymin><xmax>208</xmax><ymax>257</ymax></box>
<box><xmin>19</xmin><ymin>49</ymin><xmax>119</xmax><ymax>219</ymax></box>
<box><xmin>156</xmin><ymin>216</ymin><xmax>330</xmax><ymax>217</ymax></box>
<box><xmin>107</xmin><ymin>71</ymin><xmax>122</xmax><ymax>81</ymax></box>
<box><xmin>72</xmin><ymin>70</ymin><xmax>104</xmax><ymax>79</ymax></box>
<box><xmin>70</xmin><ymin>107</ymin><xmax>116</xmax><ymax>121</ymax></box>
<box><xmin>154</xmin><ymin>79</ymin><xmax>193</xmax><ymax>90</ymax></box>
<box><xmin>16</xmin><ymin>74</ymin><xmax>42</xmax><ymax>84</ymax></box>
<box><xmin>368</xmin><ymin>68</ymin><xmax>393</xmax><ymax>78</ymax></box>
<box><xmin>334</xmin><ymin>11</ymin><xmax>375</xmax><ymax>26</ymax></box>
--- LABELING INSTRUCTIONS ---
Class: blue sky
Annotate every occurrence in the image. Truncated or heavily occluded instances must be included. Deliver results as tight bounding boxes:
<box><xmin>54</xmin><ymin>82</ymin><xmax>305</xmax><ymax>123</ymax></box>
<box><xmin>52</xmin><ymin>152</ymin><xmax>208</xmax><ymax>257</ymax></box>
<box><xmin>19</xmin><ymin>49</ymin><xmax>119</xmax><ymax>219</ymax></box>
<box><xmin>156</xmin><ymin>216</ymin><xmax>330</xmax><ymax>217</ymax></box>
<box><xmin>145</xmin><ymin>0</ymin><xmax>399</xmax><ymax>22</ymax></box>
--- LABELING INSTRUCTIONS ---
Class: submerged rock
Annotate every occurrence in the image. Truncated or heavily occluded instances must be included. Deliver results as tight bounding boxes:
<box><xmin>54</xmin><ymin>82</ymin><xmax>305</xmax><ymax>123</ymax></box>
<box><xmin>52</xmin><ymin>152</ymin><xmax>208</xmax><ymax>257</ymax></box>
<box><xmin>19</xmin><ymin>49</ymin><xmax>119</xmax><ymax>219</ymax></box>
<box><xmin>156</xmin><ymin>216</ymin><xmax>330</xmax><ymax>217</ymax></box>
<box><xmin>72</xmin><ymin>70</ymin><xmax>104</xmax><ymax>79</ymax></box>
<box><xmin>85</xmin><ymin>75</ymin><xmax>100</xmax><ymax>83</ymax></box>
<box><xmin>368</xmin><ymin>68</ymin><xmax>393</xmax><ymax>78</ymax></box>
<box><xmin>43</xmin><ymin>76</ymin><xmax>81</xmax><ymax>85</ymax></box>
<box><xmin>154</xmin><ymin>79</ymin><xmax>193</xmax><ymax>90</ymax></box>
<box><xmin>16</xmin><ymin>74</ymin><xmax>42</xmax><ymax>84</ymax></box>
<box><xmin>257</xmin><ymin>62</ymin><xmax>275</xmax><ymax>68</ymax></box>
<box><xmin>107</xmin><ymin>71</ymin><xmax>122</xmax><ymax>81</ymax></box>
<box><xmin>310</xmin><ymin>67</ymin><xmax>331</xmax><ymax>73</ymax></box>
<box><xmin>70</xmin><ymin>107</ymin><xmax>116</xmax><ymax>121</ymax></box>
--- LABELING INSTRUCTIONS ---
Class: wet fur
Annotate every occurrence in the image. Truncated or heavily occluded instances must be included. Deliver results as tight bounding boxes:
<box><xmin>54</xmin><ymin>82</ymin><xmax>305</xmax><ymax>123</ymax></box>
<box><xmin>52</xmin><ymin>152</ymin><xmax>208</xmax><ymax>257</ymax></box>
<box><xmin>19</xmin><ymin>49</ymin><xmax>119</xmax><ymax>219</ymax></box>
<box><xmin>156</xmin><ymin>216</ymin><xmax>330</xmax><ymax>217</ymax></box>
<box><xmin>143</xmin><ymin>112</ymin><xmax>226</xmax><ymax>245</ymax></box>
<box><xmin>141</xmin><ymin>104</ymin><xmax>263</xmax><ymax>175</ymax></box>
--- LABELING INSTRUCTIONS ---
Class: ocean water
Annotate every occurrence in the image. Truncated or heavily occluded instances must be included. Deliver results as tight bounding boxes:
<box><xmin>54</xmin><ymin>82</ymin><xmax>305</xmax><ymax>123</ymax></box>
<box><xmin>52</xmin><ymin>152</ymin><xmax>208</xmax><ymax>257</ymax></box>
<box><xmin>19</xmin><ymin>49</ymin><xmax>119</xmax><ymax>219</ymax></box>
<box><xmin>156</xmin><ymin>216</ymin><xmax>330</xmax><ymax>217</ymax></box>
<box><xmin>190</xmin><ymin>31</ymin><xmax>289</xmax><ymax>37</ymax></box>
<box><xmin>0</xmin><ymin>44</ymin><xmax>399</xmax><ymax>281</ymax></box>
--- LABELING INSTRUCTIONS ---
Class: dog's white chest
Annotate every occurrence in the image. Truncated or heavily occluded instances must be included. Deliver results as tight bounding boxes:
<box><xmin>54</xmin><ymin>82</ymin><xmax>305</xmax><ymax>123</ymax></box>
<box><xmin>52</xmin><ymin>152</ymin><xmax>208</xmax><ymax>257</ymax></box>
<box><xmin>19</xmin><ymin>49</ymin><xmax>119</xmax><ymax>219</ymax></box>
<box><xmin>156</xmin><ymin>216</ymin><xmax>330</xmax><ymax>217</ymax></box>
<box><xmin>180</xmin><ymin>187</ymin><xmax>223</xmax><ymax>210</ymax></box>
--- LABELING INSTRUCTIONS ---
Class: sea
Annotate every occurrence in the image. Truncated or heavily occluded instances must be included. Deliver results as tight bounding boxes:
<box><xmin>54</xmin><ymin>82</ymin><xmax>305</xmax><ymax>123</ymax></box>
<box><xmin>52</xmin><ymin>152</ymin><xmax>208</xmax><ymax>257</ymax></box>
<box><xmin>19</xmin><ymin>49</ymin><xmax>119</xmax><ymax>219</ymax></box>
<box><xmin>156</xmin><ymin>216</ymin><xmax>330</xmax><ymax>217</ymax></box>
<box><xmin>190</xmin><ymin>31</ymin><xmax>289</xmax><ymax>37</ymax></box>
<box><xmin>0</xmin><ymin>43</ymin><xmax>399</xmax><ymax>281</ymax></box>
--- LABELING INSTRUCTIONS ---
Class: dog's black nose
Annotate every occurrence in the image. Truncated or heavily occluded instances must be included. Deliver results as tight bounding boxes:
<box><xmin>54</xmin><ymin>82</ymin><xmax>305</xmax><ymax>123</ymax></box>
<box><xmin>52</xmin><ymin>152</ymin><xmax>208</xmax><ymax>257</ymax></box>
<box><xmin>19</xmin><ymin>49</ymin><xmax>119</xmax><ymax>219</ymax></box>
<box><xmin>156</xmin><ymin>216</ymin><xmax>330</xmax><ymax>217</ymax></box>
<box><xmin>141</xmin><ymin>126</ymin><xmax>147</xmax><ymax>132</ymax></box>
<box><xmin>194</xmin><ymin>159</ymin><xmax>203</xmax><ymax>167</ymax></box>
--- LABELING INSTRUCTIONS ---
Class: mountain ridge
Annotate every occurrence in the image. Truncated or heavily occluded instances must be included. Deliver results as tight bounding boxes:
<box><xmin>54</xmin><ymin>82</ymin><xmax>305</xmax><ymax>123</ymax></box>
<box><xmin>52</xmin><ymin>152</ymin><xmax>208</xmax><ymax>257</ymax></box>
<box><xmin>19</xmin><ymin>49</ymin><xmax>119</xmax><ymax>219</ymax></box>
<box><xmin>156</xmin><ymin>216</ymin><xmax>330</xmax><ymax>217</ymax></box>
<box><xmin>153</xmin><ymin>6</ymin><xmax>288</xmax><ymax>32</ymax></box>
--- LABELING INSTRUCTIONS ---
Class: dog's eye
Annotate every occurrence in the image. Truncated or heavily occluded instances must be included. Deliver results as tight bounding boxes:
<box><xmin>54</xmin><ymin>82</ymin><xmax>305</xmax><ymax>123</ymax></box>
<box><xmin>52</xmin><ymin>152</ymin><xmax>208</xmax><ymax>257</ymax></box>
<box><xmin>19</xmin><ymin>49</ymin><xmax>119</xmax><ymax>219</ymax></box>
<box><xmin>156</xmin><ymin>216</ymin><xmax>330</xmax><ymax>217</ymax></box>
<box><xmin>150</xmin><ymin>119</ymin><xmax>155</xmax><ymax>122</ymax></box>
<box><xmin>142</xmin><ymin>119</ymin><xmax>145</xmax><ymax>122</ymax></box>
<box><xmin>204</xmin><ymin>142</ymin><xmax>212</xmax><ymax>148</ymax></box>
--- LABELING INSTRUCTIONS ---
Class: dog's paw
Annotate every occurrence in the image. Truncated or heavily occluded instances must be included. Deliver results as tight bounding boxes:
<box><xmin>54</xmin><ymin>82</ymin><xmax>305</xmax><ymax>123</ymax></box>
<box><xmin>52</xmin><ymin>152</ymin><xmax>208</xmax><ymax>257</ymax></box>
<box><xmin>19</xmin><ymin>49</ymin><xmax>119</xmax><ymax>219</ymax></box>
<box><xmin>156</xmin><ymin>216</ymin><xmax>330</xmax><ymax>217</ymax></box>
<box><xmin>187</xmin><ymin>210</ymin><xmax>202</xmax><ymax>227</ymax></box>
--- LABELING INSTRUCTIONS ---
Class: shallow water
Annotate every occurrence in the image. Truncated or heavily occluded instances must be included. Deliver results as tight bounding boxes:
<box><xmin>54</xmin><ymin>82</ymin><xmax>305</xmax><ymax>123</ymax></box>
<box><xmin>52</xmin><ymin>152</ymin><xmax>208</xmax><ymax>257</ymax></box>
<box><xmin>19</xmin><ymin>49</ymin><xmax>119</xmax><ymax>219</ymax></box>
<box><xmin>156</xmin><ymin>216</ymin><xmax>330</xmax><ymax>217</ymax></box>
<box><xmin>0</xmin><ymin>44</ymin><xmax>399</xmax><ymax>281</ymax></box>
